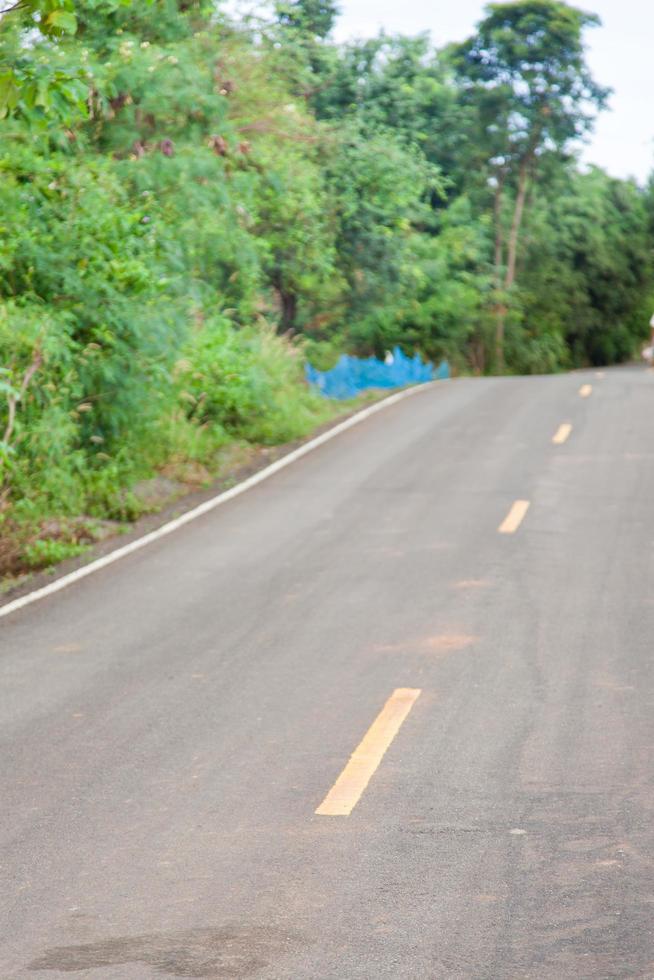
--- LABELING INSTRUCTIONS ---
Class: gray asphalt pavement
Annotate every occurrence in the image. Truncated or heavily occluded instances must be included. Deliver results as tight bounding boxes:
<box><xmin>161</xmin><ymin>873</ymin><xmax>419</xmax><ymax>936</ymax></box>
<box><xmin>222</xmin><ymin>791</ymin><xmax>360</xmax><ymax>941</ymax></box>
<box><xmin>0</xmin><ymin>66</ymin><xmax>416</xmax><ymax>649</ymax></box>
<box><xmin>2</xmin><ymin>367</ymin><xmax>654</xmax><ymax>979</ymax></box>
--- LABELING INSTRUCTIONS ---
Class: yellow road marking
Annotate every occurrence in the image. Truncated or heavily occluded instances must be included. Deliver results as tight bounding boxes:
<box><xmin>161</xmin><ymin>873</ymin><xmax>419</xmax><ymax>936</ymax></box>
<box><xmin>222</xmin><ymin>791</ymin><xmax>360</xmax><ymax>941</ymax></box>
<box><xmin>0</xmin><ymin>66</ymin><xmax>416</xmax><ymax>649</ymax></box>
<box><xmin>315</xmin><ymin>688</ymin><xmax>421</xmax><ymax>816</ymax></box>
<box><xmin>552</xmin><ymin>422</ymin><xmax>572</xmax><ymax>445</ymax></box>
<box><xmin>454</xmin><ymin>579</ymin><xmax>489</xmax><ymax>589</ymax></box>
<box><xmin>579</xmin><ymin>383</ymin><xmax>592</xmax><ymax>398</ymax></box>
<box><xmin>498</xmin><ymin>499</ymin><xmax>530</xmax><ymax>534</ymax></box>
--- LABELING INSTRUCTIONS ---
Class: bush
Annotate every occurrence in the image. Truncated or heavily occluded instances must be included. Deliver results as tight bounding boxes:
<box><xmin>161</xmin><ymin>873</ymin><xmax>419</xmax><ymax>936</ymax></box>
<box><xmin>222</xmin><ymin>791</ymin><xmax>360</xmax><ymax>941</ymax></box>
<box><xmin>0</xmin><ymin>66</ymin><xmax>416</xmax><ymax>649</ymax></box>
<box><xmin>177</xmin><ymin>318</ymin><xmax>333</xmax><ymax>445</ymax></box>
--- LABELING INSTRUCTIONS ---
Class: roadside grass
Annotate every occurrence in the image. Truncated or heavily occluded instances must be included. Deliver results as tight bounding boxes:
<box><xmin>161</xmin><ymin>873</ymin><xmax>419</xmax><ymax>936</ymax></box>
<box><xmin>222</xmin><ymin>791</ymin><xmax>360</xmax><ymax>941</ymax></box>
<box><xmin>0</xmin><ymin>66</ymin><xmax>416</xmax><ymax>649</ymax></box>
<box><xmin>0</xmin><ymin>381</ymin><xmax>385</xmax><ymax>590</ymax></box>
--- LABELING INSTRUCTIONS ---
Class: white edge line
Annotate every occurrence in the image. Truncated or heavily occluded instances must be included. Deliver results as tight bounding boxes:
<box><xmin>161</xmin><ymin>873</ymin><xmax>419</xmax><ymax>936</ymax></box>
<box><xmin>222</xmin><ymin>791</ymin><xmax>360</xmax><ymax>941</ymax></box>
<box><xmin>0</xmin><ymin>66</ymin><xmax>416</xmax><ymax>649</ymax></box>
<box><xmin>0</xmin><ymin>382</ymin><xmax>443</xmax><ymax>621</ymax></box>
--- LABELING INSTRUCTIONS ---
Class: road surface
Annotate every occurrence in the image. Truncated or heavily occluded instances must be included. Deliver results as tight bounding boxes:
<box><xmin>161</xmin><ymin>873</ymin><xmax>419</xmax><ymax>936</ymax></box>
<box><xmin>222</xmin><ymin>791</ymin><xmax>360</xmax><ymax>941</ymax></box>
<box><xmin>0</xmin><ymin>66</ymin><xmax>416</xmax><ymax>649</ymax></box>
<box><xmin>2</xmin><ymin>367</ymin><xmax>654</xmax><ymax>979</ymax></box>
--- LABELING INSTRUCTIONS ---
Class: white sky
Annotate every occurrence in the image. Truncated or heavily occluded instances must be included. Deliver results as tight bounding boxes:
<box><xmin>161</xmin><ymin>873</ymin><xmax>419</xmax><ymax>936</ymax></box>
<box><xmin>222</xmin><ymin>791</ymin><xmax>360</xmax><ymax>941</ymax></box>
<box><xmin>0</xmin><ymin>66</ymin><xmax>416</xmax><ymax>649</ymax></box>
<box><xmin>333</xmin><ymin>0</ymin><xmax>654</xmax><ymax>184</ymax></box>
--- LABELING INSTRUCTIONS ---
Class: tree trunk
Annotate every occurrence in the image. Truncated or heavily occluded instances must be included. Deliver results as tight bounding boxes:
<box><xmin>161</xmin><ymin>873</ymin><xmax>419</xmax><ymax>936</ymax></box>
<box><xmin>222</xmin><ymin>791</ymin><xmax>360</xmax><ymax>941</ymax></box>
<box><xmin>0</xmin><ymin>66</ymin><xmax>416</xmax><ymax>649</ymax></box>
<box><xmin>493</xmin><ymin>178</ymin><xmax>506</xmax><ymax>372</ymax></box>
<box><xmin>493</xmin><ymin>181</ymin><xmax>504</xmax><ymax>283</ymax></box>
<box><xmin>504</xmin><ymin>159</ymin><xmax>530</xmax><ymax>292</ymax></box>
<box><xmin>494</xmin><ymin>305</ymin><xmax>507</xmax><ymax>373</ymax></box>
<box><xmin>495</xmin><ymin>158</ymin><xmax>531</xmax><ymax>372</ymax></box>
<box><xmin>280</xmin><ymin>289</ymin><xmax>297</xmax><ymax>333</ymax></box>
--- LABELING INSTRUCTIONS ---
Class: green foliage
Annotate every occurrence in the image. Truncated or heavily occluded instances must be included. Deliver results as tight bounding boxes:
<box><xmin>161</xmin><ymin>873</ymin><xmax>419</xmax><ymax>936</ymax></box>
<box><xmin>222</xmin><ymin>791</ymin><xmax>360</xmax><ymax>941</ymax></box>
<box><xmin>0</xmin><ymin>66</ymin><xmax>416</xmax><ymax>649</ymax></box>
<box><xmin>275</xmin><ymin>0</ymin><xmax>337</xmax><ymax>40</ymax></box>
<box><xmin>519</xmin><ymin>168</ymin><xmax>653</xmax><ymax>367</ymax></box>
<box><xmin>310</xmin><ymin>35</ymin><xmax>465</xmax><ymax>186</ymax></box>
<box><xmin>2</xmin><ymin>0</ymin><xmax>78</xmax><ymax>38</ymax></box>
<box><xmin>1</xmin><ymin>0</ymin><xmax>653</xmax><ymax>576</ymax></box>
<box><xmin>452</xmin><ymin>1</ymin><xmax>608</xmax><ymax>153</ymax></box>
<box><xmin>450</xmin><ymin>0</ymin><xmax>610</xmax><ymax>368</ymax></box>
<box><xmin>323</xmin><ymin>125</ymin><xmax>444</xmax><ymax>354</ymax></box>
<box><xmin>1</xmin><ymin>0</ymin><xmax>91</xmax><ymax>121</ymax></box>
<box><xmin>302</xmin><ymin>338</ymin><xmax>341</xmax><ymax>370</ymax></box>
<box><xmin>394</xmin><ymin>198</ymin><xmax>495</xmax><ymax>370</ymax></box>
<box><xmin>177</xmin><ymin>318</ymin><xmax>333</xmax><ymax>444</ymax></box>
<box><xmin>254</xmin><ymin>136</ymin><xmax>343</xmax><ymax>332</ymax></box>
<box><xmin>24</xmin><ymin>536</ymin><xmax>87</xmax><ymax>569</ymax></box>
<box><xmin>0</xmin><ymin>5</ymin><xmax>348</xmax><ymax>573</ymax></box>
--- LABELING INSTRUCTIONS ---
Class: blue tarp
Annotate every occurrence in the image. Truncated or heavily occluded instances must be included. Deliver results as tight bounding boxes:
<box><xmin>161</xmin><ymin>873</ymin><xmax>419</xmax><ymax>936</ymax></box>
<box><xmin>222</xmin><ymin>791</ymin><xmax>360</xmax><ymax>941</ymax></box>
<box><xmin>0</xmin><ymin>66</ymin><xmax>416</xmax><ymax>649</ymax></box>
<box><xmin>305</xmin><ymin>346</ymin><xmax>449</xmax><ymax>400</ymax></box>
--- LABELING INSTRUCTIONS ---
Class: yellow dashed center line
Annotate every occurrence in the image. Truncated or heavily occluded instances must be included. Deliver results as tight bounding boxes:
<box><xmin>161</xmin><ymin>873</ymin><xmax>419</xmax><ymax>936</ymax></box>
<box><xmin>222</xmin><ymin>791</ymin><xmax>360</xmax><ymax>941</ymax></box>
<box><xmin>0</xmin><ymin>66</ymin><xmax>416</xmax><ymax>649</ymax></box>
<box><xmin>552</xmin><ymin>422</ymin><xmax>573</xmax><ymax>445</ymax></box>
<box><xmin>315</xmin><ymin>688</ymin><xmax>421</xmax><ymax>816</ymax></box>
<box><xmin>498</xmin><ymin>499</ymin><xmax>530</xmax><ymax>534</ymax></box>
<box><xmin>579</xmin><ymin>383</ymin><xmax>593</xmax><ymax>398</ymax></box>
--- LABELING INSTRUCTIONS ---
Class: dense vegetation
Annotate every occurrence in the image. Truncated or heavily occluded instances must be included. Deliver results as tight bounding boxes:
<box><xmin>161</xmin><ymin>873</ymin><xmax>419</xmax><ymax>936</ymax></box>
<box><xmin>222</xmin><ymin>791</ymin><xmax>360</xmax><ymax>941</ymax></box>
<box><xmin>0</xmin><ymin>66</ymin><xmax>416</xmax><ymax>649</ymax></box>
<box><xmin>1</xmin><ymin>0</ymin><xmax>653</xmax><ymax>575</ymax></box>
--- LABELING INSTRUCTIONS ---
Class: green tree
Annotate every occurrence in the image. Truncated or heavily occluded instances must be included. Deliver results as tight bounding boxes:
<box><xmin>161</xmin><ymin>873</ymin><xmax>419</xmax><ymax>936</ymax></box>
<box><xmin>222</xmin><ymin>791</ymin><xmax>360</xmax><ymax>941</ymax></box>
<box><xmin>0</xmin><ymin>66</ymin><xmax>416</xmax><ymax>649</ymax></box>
<box><xmin>395</xmin><ymin>196</ymin><xmax>495</xmax><ymax>370</ymax></box>
<box><xmin>518</xmin><ymin>168</ymin><xmax>653</xmax><ymax>367</ymax></box>
<box><xmin>2</xmin><ymin>0</ymin><xmax>654</xmax><ymax>577</ymax></box>
<box><xmin>324</xmin><ymin>125</ymin><xmax>442</xmax><ymax>354</ymax></box>
<box><xmin>274</xmin><ymin>0</ymin><xmax>337</xmax><ymax>40</ymax></box>
<box><xmin>310</xmin><ymin>35</ymin><xmax>466</xmax><ymax>188</ymax></box>
<box><xmin>451</xmin><ymin>0</ymin><xmax>608</xmax><ymax>369</ymax></box>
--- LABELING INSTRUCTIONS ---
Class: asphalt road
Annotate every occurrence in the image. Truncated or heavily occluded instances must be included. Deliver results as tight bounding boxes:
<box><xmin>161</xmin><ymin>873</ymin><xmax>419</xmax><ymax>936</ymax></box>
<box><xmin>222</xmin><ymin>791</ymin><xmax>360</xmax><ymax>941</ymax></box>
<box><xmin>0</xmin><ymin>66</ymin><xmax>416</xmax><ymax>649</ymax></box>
<box><xmin>2</xmin><ymin>367</ymin><xmax>654</xmax><ymax>979</ymax></box>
